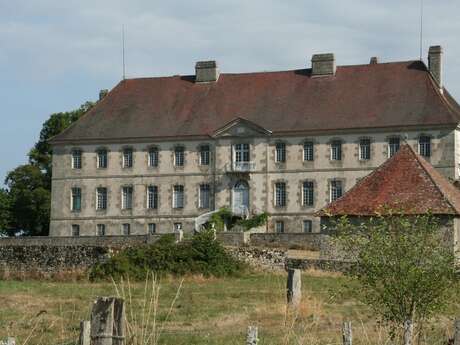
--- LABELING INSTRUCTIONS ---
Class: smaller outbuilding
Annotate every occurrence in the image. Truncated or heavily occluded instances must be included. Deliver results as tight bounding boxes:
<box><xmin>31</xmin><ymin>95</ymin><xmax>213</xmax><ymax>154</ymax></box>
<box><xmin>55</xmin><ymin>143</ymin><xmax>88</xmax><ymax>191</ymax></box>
<box><xmin>317</xmin><ymin>144</ymin><xmax>460</xmax><ymax>255</ymax></box>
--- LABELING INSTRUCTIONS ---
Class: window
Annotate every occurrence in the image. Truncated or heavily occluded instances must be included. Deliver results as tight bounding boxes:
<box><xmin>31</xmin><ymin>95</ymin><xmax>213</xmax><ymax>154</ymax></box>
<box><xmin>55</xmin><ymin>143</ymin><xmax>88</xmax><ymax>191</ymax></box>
<box><xmin>72</xmin><ymin>149</ymin><xmax>82</xmax><ymax>169</ymax></box>
<box><xmin>71</xmin><ymin>187</ymin><xmax>82</xmax><ymax>211</ymax></box>
<box><xmin>148</xmin><ymin>223</ymin><xmax>156</xmax><ymax>234</ymax></box>
<box><xmin>275</xmin><ymin>182</ymin><xmax>286</xmax><ymax>207</ymax></box>
<box><xmin>419</xmin><ymin>136</ymin><xmax>431</xmax><ymax>157</ymax></box>
<box><xmin>122</xmin><ymin>223</ymin><xmax>130</xmax><ymax>235</ymax></box>
<box><xmin>199</xmin><ymin>145</ymin><xmax>210</xmax><ymax>165</ymax></box>
<box><xmin>275</xmin><ymin>143</ymin><xmax>286</xmax><ymax>163</ymax></box>
<box><xmin>330</xmin><ymin>180</ymin><xmax>343</xmax><ymax>202</ymax></box>
<box><xmin>330</xmin><ymin>140</ymin><xmax>342</xmax><ymax>161</ymax></box>
<box><xmin>122</xmin><ymin>186</ymin><xmax>133</xmax><ymax>210</ymax></box>
<box><xmin>96</xmin><ymin>187</ymin><xmax>107</xmax><ymax>210</ymax></box>
<box><xmin>123</xmin><ymin>148</ymin><xmax>133</xmax><ymax>168</ymax></box>
<box><xmin>97</xmin><ymin>149</ymin><xmax>108</xmax><ymax>168</ymax></box>
<box><xmin>173</xmin><ymin>185</ymin><xmax>184</xmax><ymax>208</ymax></box>
<box><xmin>302</xmin><ymin>181</ymin><xmax>314</xmax><ymax>206</ymax></box>
<box><xmin>147</xmin><ymin>186</ymin><xmax>158</xmax><ymax>209</ymax></box>
<box><xmin>199</xmin><ymin>184</ymin><xmax>211</xmax><ymax>208</ymax></box>
<box><xmin>148</xmin><ymin>148</ymin><xmax>159</xmax><ymax>167</ymax></box>
<box><xmin>359</xmin><ymin>139</ymin><xmax>371</xmax><ymax>160</ymax></box>
<box><xmin>96</xmin><ymin>224</ymin><xmax>106</xmax><ymax>236</ymax></box>
<box><xmin>71</xmin><ymin>224</ymin><xmax>80</xmax><ymax>237</ymax></box>
<box><xmin>388</xmin><ymin>137</ymin><xmax>400</xmax><ymax>157</ymax></box>
<box><xmin>303</xmin><ymin>220</ymin><xmax>313</xmax><ymax>233</ymax></box>
<box><xmin>234</xmin><ymin>143</ymin><xmax>250</xmax><ymax>162</ymax></box>
<box><xmin>275</xmin><ymin>220</ymin><xmax>284</xmax><ymax>233</ymax></box>
<box><xmin>303</xmin><ymin>141</ymin><xmax>314</xmax><ymax>161</ymax></box>
<box><xmin>174</xmin><ymin>146</ymin><xmax>185</xmax><ymax>166</ymax></box>
<box><xmin>174</xmin><ymin>222</ymin><xmax>182</xmax><ymax>231</ymax></box>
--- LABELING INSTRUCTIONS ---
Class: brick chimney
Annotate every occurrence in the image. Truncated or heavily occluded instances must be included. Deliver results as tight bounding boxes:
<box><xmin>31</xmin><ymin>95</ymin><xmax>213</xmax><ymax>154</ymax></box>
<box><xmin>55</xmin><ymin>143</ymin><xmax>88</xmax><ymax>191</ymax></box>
<box><xmin>311</xmin><ymin>53</ymin><xmax>336</xmax><ymax>76</ymax></box>
<box><xmin>428</xmin><ymin>45</ymin><xmax>443</xmax><ymax>91</ymax></box>
<box><xmin>195</xmin><ymin>60</ymin><xmax>220</xmax><ymax>83</ymax></box>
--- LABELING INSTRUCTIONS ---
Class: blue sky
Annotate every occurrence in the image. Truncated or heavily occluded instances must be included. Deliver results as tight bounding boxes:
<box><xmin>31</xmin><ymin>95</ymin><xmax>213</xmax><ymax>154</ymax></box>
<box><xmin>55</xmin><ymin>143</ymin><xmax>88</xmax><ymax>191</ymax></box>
<box><xmin>1</xmin><ymin>0</ymin><xmax>460</xmax><ymax>185</ymax></box>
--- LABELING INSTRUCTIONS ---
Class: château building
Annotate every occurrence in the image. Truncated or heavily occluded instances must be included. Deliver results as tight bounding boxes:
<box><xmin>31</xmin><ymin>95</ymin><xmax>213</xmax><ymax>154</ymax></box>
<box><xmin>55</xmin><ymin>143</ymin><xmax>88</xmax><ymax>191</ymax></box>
<box><xmin>48</xmin><ymin>45</ymin><xmax>460</xmax><ymax>236</ymax></box>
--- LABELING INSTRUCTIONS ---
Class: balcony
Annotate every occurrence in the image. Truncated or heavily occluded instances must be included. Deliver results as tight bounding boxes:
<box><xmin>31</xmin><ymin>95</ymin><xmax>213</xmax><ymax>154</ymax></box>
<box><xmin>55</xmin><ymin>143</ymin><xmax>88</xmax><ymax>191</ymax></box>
<box><xmin>225</xmin><ymin>161</ymin><xmax>256</xmax><ymax>173</ymax></box>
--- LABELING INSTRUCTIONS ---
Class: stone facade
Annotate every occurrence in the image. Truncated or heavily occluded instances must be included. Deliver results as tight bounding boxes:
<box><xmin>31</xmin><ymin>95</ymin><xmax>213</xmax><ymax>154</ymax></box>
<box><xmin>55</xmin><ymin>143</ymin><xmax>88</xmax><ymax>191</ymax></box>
<box><xmin>50</xmin><ymin>126</ymin><xmax>459</xmax><ymax>236</ymax></box>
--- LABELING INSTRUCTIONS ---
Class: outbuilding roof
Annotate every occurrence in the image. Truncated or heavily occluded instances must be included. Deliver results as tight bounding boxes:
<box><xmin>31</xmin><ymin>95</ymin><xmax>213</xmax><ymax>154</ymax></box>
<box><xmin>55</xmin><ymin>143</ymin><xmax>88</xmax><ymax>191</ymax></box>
<box><xmin>317</xmin><ymin>144</ymin><xmax>460</xmax><ymax>216</ymax></box>
<box><xmin>50</xmin><ymin>60</ymin><xmax>460</xmax><ymax>144</ymax></box>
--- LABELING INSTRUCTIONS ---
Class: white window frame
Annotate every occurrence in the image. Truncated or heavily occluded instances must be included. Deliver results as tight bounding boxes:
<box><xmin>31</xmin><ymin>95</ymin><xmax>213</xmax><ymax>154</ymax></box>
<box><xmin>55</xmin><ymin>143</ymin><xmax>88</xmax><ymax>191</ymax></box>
<box><xmin>419</xmin><ymin>136</ymin><xmax>431</xmax><ymax>157</ymax></box>
<box><xmin>199</xmin><ymin>184</ymin><xmax>211</xmax><ymax>209</ymax></box>
<box><xmin>234</xmin><ymin>143</ymin><xmax>250</xmax><ymax>163</ymax></box>
<box><xmin>303</xmin><ymin>220</ymin><xmax>313</xmax><ymax>233</ymax></box>
<box><xmin>174</xmin><ymin>146</ymin><xmax>185</xmax><ymax>166</ymax></box>
<box><xmin>330</xmin><ymin>140</ymin><xmax>342</xmax><ymax>161</ymax></box>
<box><xmin>148</xmin><ymin>223</ymin><xmax>156</xmax><ymax>234</ymax></box>
<box><xmin>199</xmin><ymin>145</ymin><xmax>210</xmax><ymax>166</ymax></box>
<box><xmin>302</xmin><ymin>181</ymin><xmax>314</xmax><ymax>206</ymax></box>
<box><xmin>148</xmin><ymin>148</ymin><xmax>159</xmax><ymax>167</ymax></box>
<box><xmin>122</xmin><ymin>223</ymin><xmax>131</xmax><ymax>235</ymax></box>
<box><xmin>274</xmin><ymin>182</ymin><xmax>287</xmax><ymax>207</ymax></box>
<box><xmin>173</xmin><ymin>185</ymin><xmax>184</xmax><ymax>209</ymax></box>
<box><xmin>71</xmin><ymin>187</ymin><xmax>82</xmax><ymax>211</ymax></box>
<box><xmin>359</xmin><ymin>138</ymin><xmax>371</xmax><ymax>160</ymax></box>
<box><xmin>330</xmin><ymin>180</ymin><xmax>343</xmax><ymax>202</ymax></box>
<box><xmin>96</xmin><ymin>187</ymin><xmax>107</xmax><ymax>210</ymax></box>
<box><xmin>122</xmin><ymin>186</ymin><xmax>133</xmax><ymax>210</ymax></box>
<box><xmin>97</xmin><ymin>149</ymin><xmax>108</xmax><ymax>169</ymax></box>
<box><xmin>147</xmin><ymin>185</ymin><xmax>158</xmax><ymax>209</ymax></box>
<box><xmin>275</xmin><ymin>142</ymin><xmax>286</xmax><ymax>163</ymax></box>
<box><xmin>275</xmin><ymin>220</ymin><xmax>284</xmax><ymax>233</ymax></box>
<box><xmin>71</xmin><ymin>149</ymin><xmax>82</xmax><ymax>169</ymax></box>
<box><xmin>123</xmin><ymin>148</ymin><xmax>133</xmax><ymax>168</ymax></box>
<box><xmin>388</xmin><ymin>137</ymin><xmax>400</xmax><ymax>157</ymax></box>
<box><xmin>303</xmin><ymin>141</ymin><xmax>314</xmax><ymax>161</ymax></box>
<box><xmin>96</xmin><ymin>224</ymin><xmax>106</xmax><ymax>236</ymax></box>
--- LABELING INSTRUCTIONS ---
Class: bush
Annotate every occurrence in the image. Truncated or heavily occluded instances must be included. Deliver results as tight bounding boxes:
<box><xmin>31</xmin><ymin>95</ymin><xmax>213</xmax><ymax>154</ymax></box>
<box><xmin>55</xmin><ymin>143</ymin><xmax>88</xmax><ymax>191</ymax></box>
<box><xmin>89</xmin><ymin>231</ymin><xmax>246</xmax><ymax>280</ymax></box>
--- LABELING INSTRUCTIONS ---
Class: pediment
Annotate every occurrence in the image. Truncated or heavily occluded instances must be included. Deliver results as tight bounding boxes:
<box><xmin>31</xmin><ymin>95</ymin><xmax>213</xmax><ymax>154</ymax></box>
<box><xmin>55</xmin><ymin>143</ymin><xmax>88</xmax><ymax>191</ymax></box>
<box><xmin>212</xmin><ymin>117</ymin><xmax>272</xmax><ymax>138</ymax></box>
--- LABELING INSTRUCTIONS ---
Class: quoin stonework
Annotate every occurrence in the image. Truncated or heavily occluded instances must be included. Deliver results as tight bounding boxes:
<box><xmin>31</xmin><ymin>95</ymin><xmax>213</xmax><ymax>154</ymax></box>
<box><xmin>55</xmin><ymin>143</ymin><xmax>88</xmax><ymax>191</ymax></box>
<box><xmin>48</xmin><ymin>45</ymin><xmax>460</xmax><ymax>236</ymax></box>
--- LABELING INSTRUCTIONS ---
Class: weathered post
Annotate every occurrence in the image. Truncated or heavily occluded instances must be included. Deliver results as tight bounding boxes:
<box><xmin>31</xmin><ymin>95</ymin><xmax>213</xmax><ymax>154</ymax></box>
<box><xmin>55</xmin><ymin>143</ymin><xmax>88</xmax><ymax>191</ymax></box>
<box><xmin>286</xmin><ymin>269</ymin><xmax>301</xmax><ymax>307</ymax></box>
<box><xmin>403</xmin><ymin>319</ymin><xmax>413</xmax><ymax>345</ymax></box>
<box><xmin>175</xmin><ymin>229</ymin><xmax>183</xmax><ymax>243</ymax></box>
<box><xmin>79</xmin><ymin>320</ymin><xmax>91</xmax><ymax>345</ymax></box>
<box><xmin>90</xmin><ymin>297</ymin><xmax>125</xmax><ymax>345</ymax></box>
<box><xmin>342</xmin><ymin>321</ymin><xmax>352</xmax><ymax>345</ymax></box>
<box><xmin>0</xmin><ymin>338</ymin><xmax>16</xmax><ymax>345</ymax></box>
<box><xmin>454</xmin><ymin>319</ymin><xmax>460</xmax><ymax>345</ymax></box>
<box><xmin>246</xmin><ymin>326</ymin><xmax>258</xmax><ymax>345</ymax></box>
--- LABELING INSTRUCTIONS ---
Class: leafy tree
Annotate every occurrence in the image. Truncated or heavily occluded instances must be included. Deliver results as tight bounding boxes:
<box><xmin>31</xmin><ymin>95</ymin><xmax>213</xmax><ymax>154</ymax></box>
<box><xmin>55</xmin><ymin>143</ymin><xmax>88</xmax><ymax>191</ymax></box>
<box><xmin>333</xmin><ymin>213</ymin><xmax>457</xmax><ymax>343</ymax></box>
<box><xmin>0</xmin><ymin>188</ymin><xmax>12</xmax><ymax>235</ymax></box>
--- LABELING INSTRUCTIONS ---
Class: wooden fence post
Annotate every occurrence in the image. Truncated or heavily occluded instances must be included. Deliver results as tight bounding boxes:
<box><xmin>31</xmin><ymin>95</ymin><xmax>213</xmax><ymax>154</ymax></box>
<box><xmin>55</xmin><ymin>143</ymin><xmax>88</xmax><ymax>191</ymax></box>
<box><xmin>79</xmin><ymin>320</ymin><xmax>91</xmax><ymax>345</ymax></box>
<box><xmin>403</xmin><ymin>319</ymin><xmax>413</xmax><ymax>345</ymax></box>
<box><xmin>246</xmin><ymin>326</ymin><xmax>258</xmax><ymax>345</ymax></box>
<box><xmin>342</xmin><ymin>321</ymin><xmax>352</xmax><ymax>345</ymax></box>
<box><xmin>286</xmin><ymin>269</ymin><xmax>301</xmax><ymax>307</ymax></box>
<box><xmin>90</xmin><ymin>297</ymin><xmax>125</xmax><ymax>345</ymax></box>
<box><xmin>454</xmin><ymin>319</ymin><xmax>460</xmax><ymax>345</ymax></box>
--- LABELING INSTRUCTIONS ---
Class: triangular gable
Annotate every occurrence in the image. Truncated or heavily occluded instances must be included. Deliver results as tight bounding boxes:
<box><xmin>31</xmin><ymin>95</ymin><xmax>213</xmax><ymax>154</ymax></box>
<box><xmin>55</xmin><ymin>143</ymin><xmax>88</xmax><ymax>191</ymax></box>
<box><xmin>317</xmin><ymin>144</ymin><xmax>460</xmax><ymax>216</ymax></box>
<box><xmin>212</xmin><ymin>117</ymin><xmax>272</xmax><ymax>138</ymax></box>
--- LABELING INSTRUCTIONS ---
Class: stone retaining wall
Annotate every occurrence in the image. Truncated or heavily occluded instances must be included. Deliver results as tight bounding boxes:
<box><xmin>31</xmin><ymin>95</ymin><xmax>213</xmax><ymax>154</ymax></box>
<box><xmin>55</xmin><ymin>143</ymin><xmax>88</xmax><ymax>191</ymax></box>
<box><xmin>249</xmin><ymin>233</ymin><xmax>324</xmax><ymax>250</ymax></box>
<box><xmin>0</xmin><ymin>235</ymin><xmax>161</xmax><ymax>247</ymax></box>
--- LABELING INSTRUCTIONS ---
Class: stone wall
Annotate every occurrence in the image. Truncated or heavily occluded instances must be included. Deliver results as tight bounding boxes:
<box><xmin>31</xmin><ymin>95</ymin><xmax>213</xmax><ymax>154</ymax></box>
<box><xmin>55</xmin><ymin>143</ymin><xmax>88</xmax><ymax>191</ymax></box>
<box><xmin>0</xmin><ymin>235</ymin><xmax>159</xmax><ymax>247</ymax></box>
<box><xmin>226</xmin><ymin>247</ymin><xmax>287</xmax><ymax>271</ymax></box>
<box><xmin>249</xmin><ymin>233</ymin><xmax>324</xmax><ymax>250</ymax></box>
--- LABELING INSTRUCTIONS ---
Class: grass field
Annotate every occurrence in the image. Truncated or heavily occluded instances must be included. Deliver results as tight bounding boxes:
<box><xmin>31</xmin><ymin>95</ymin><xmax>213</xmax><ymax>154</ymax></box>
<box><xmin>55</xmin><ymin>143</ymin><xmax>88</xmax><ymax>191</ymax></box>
<box><xmin>0</xmin><ymin>271</ymin><xmax>458</xmax><ymax>345</ymax></box>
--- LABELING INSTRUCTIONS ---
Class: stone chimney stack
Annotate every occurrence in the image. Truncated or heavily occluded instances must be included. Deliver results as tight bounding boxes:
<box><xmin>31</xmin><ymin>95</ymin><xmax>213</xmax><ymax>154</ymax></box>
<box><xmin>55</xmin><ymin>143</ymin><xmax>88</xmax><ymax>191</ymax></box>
<box><xmin>195</xmin><ymin>60</ymin><xmax>220</xmax><ymax>83</ymax></box>
<box><xmin>311</xmin><ymin>53</ymin><xmax>336</xmax><ymax>76</ymax></box>
<box><xmin>99</xmin><ymin>89</ymin><xmax>108</xmax><ymax>101</ymax></box>
<box><xmin>428</xmin><ymin>45</ymin><xmax>443</xmax><ymax>91</ymax></box>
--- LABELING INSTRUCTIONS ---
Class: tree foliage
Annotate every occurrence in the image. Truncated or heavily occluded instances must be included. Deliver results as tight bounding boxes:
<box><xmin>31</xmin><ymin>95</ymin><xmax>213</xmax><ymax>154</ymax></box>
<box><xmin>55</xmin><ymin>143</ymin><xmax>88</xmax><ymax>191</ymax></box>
<box><xmin>333</xmin><ymin>213</ymin><xmax>457</xmax><ymax>337</ymax></box>
<box><xmin>0</xmin><ymin>188</ymin><xmax>12</xmax><ymax>235</ymax></box>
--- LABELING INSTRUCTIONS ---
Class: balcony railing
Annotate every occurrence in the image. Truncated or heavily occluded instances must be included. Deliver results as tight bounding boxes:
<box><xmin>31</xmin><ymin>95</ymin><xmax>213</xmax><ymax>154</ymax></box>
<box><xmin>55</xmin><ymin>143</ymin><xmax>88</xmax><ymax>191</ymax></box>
<box><xmin>225</xmin><ymin>161</ymin><xmax>256</xmax><ymax>173</ymax></box>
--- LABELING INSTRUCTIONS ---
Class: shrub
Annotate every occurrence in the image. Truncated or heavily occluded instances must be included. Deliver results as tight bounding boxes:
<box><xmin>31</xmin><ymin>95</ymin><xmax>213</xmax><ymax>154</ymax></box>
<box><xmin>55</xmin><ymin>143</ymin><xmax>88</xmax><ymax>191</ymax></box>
<box><xmin>89</xmin><ymin>231</ymin><xmax>246</xmax><ymax>280</ymax></box>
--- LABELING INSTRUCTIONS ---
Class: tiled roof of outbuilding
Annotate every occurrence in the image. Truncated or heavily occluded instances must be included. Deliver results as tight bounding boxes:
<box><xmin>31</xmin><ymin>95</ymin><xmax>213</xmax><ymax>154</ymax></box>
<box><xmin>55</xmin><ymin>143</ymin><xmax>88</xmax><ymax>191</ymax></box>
<box><xmin>50</xmin><ymin>60</ymin><xmax>460</xmax><ymax>143</ymax></box>
<box><xmin>317</xmin><ymin>144</ymin><xmax>460</xmax><ymax>216</ymax></box>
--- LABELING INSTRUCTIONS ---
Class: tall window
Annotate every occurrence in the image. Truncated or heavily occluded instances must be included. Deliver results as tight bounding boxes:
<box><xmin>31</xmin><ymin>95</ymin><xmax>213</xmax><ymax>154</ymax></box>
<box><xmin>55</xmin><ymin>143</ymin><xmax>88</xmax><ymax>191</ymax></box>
<box><xmin>96</xmin><ymin>187</ymin><xmax>107</xmax><ymax>210</ymax></box>
<box><xmin>199</xmin><ymin>184</ymin><xmax>211</xmax><ymax>208</ymax></box>
<box><xmin>275</xmin><ymin>220</ymin><xmax>284</xmax><ymax>233</ymax></box>
<box><xmin>174</xmin><ymin>146</ymin><xmax>185</xmax><ymax>166</ymax></box>
<box><xmin>419</xmin><ymin>136</ymin><xmax>431</xmax><ymax>157</ymax></box>
<box><xmin>97</xmin><ymin>149</ymin><xmax>108</xmax><ymax>168</ymax></box>
<box><xmin>122</xmin><ymin>186</ymin><xmax>133</xmax><ymax>209</ymax></box>
<box><xmin>123</xmin><ymin>148</ymin><xmax>133</xmax><ymax>168</ymax></box>
<box><xmin>96</xmin><ymin>224</ymin><xmax>106</xmax><ymax>236</ymax></box>
<box><xmin>71</xmin><ymin>224</ymin><xmax>80</xmax><ymax>237</ymax></box>
<box><xmin>122</xmin><ymin>223</ymin><xmax>130</xmax><ymax>235</ymax></box>
<box><xmin>199</xmin><ymin>145</ymin><xmax>210</xmax><ymax>165</ymax></box>
<box><xmin>71</xmin><ymin>187</ymin><xmax>82</xmax><ymax>211</ymax></box>
<box><xmin>330</xmin><ymin>140</ymin><xmax>342</xmax><ymax>161</ymax></box>
<box><xmin>330</xmin><ymin>180</ymin><xmax>343</xmax><ymax>202</ymax></box>
<box><xmin>303</xmin><ymin>141</ymin><xmax>314</xmax><ymax>161</ymax></box>
<box><xmin>388</xmin><ymin>137</ymin><xmax>400</xmax><ymax>157</ymax></box>
<box><xmin>302</xmin><ymin>181</ymin><xmax>314</xmax><ymax>206</ymax></box>
<box><xmin>72</xmin><ymin>149</ymin><xmax>82</xmax><ymax>169</ymax></box>
<box><xmin>275</xmin><ymin>143</ymin><xmax>286</xmax><ymax>163</ymax></box>
<box><xmin>234</xmin><ymin>143</ymin><xmax>250</xmax><ymax>162</ymax></box>
<box><xmin>148</xmin><ymin>223</ymin><xmax>156</xmax><ymax>234</ymax></box>
<box><xmin>148</xmin><ymin>148</ymin><xmax>159</xmax><ymax>167</ymax></box>
<box><xmin>147</xmin><ymin>186</ymin><xmax>158</xmax><ymax>209</ymax></box>
<box><xmin>275</xmin><ymin>182</ymin><xmax>286</xmax><ymax>207</ymax></box>
<box><xmin>173</xmin><ymin>185</ymin><xmax>184</xmax><ymax>208</ymax></box>
<box><xmin>303</xmin><ymin>220</ymin><xmax>313</xmax><ymax>233</ymax></box>
<box><xmin>359</xmin><ymin>138</ymin><xmax>371</xmax><ymax>160</ymax></box>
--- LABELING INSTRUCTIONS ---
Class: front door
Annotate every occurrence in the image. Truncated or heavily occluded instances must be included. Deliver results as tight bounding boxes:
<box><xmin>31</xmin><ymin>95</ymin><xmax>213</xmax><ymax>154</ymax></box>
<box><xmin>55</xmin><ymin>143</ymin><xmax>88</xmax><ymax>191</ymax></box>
<box><xmin>233</xmin><ymin>181</ymin><xmax>249</xmax><ymax>215</ymax></box>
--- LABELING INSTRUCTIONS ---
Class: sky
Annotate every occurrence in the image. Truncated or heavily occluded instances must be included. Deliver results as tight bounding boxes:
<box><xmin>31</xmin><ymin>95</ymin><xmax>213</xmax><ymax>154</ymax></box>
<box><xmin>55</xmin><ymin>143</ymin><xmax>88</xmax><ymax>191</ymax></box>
<box><xmin>1</xmin><ymin>0</ymin><xmax>460</xmax><ymax>186</ymax></box>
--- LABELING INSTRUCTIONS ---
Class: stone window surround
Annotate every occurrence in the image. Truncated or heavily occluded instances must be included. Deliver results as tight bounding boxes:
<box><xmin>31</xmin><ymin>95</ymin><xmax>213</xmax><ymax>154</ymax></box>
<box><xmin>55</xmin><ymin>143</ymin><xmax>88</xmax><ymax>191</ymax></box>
<box><xmin>172</xmin><ymin>144</ymin><xmax>186</xmax><ymax>168</ymax></box>
<box><xmin>172</xmin><ymin>184</ymin><xmax>185</xmax><ymax>209</ymax></box>
<box><xmin>327</xmin><ymin>178</ymin><xmax>345</xmax><ymax>203</ymax></box>
<box><xmin>301</xmin><ymin>139</ymin><xmax>316</xmax><ymax>163</ymax></box>
<box><xmin>386</xmin><ymin>135</ymin><xmax>402</xmax><ymax>158</ymax></box>
<box><xmin>121</xmin><ymin>185</ymin><xmax>134</xmax><ymax>210</ymax></box>
<box><xmin>357</xmin><ymin>137</ymin><xmax>372</xmax><ymax>161</ymax></box>
<box><xmin>274</xmin><ymin>141</ymin><xmax>287</xmax><ymax>164</ymax></box>
<box><xmin>329</xmin><ymin>138</ymin><xmax>343</xmax><ymax>161</ymax></box>
<box><xmin>197</xmin><ymin>182</ymin><xmax>212</xmax><ymax>210</ymax></box>
<box><xmin>120</xmin><ymin>146</ymin><xmax>134</xmax><ymax>169</ymax></box>
<box><xmin>95</xmin><ymin>146</ymin><xmax>109</xmax><ymax>169</ymax></box>
<box><xmin>95</xmin><ymin>186</ymin><xmax>109</xmax><ymax>212</ymax></box>
<box><xmin>274</xmin><ymin>219</ymin><xmax>285</xmax><ymax>233</ymax></box>
<box><xmin>197</xmin><ymin>143</ymin><xmax>212</xmax><ymax>166</ymax></box>
<box><xmin>417</xmin><ymin>133</ymin><xmax>433</xmax><ymax>158</ymax></box>
<box><xmin>146</xmin><ymin>184</ymin><xmax>159</xmax><ymax>210</ymax></box>
<box><xmin>299</xmin><ymin>179</ymin><xmax>315</xmax><ymax>208</ymax></box>
<box><xmin>272</xmin><ymin>179</ymin><xmax>288</xmax><ymax>209</ymax></box>
<box><xmin>146</xmin><ymin>145</ymin><xmax>160</xmax><ymax>168</ymax></box>
<box><xmin>70</xmin><ymin>185</ymin><xmax>83</xmax><ymax>212</ymax></box>
<box><xmin>70</xmin><ymin>147</ymin><xmax>83</xmax><ymax>170</ymax></box>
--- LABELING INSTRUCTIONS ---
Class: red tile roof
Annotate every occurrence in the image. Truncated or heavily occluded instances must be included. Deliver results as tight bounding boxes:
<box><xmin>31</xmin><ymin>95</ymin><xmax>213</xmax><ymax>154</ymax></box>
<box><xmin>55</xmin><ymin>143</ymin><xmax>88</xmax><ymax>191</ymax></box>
<box><xmin>317</xmin><ymin>144</ymin><xmax>460</xmax><ymax>216</ymax></box>
<box><xmin>50</xmin><ymin>60</ymin><xmax>460</xmax><ymax>144</ymax></box>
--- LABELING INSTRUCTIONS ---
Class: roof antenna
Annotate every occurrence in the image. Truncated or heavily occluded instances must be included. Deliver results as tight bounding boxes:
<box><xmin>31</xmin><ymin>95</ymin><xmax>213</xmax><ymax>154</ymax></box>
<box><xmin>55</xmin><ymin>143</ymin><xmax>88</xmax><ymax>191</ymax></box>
<box><xmin>122</xmin><ymin>24</ymin><xmax>126</xmax><ymax>80</ymax></box>
<box><xmin>419</xmin><ymin>0</ymin><xmax>424</xmax><ymax>61</ymax></box>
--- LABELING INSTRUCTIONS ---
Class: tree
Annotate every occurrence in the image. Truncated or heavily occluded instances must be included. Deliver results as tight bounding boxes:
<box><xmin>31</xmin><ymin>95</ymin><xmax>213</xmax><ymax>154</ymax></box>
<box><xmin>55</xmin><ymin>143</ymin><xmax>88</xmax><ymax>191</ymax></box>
<box><xmin>0</xmin><ymin>188</ymin><xmax>11</xmax><ymax>235</ymax></box>
<box><xmin>333</xmin><ymin>213</ymin><xmax>457</xmax><ymax>344</ymax></box>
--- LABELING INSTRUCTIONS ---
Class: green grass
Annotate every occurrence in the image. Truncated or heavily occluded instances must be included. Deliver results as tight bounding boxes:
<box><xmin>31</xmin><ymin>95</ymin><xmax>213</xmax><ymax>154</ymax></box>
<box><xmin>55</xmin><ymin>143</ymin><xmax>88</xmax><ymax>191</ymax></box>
<box><xmin>0</xmin><ymin>271</ymin><xmax>458</xmax><ymax>345</ymax></box>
